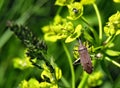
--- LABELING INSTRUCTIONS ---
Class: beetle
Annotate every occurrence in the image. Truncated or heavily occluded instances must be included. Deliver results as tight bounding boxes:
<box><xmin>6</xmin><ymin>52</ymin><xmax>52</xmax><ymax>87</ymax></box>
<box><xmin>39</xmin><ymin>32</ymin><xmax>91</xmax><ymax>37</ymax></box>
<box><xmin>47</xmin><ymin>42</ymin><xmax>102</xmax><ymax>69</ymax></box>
<box><xmin>74</xmin><ymin>39</ymin><xmax>93</xmax><ymax>74</ymax></box>
<box><xmin>72</xmin><ymin>8</ymin><xmax>79</xmax><ymax>14</ymax></box>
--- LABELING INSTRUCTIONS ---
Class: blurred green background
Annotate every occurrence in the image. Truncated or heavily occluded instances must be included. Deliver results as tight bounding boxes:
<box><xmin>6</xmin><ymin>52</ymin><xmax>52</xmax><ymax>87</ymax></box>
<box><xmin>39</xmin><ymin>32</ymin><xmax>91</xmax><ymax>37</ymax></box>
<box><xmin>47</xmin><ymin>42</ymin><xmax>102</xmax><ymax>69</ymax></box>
<box><xmin>0</xmin><ymin>0</ymin><xmax>120</xmax><ymax>88</ymax></box>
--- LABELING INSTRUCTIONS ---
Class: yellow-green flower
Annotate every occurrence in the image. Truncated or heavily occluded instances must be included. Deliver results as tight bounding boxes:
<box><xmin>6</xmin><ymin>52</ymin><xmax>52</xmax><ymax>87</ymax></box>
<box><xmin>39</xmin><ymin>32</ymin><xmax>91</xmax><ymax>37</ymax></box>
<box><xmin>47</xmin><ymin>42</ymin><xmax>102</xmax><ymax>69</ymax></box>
<box><xmin>13</xmin><ymin>55</ymin><xmax>33</xmax><ymax>70</ymax></box>
<box><xmin>80</xmin><ymin>0</ymin><xmax>95</xmax><ymax>5</ymax></box>
<box><xmin>104</xmin><ymin>11</ymin><xmax>120</xmax><ymax>36</ymax></box>
<box><xmin>67</xmin><ymin>2</ymin><xmax>83</xmax><ymax>20</ymax></box>
<box><xmin>65</xmin><ymin>24</ymin><xmax>82</xmax><ymax>43</ymax></box>
<box><xmin>18</xmin><ymin>78</ymin><xmax>40</xmax><ymax>88</ymax></box>
<box><xmin>88</xmin><ymin>71</ymin><xmax>104</xmax><ymax>87</ymax></box>
<box><xmin>113</xmin><ymin>0</ymin><xmax>120</xmax><ymax>3</ymax></box>
<box><xmin>42</xmin><ymin>15</ymin><xmax>82</xmax><ymax>43</ymax></box>
<box><xmin>41</xmin><ymin>63</ymin><xmax>62</xmax><ymax>82</ymax></box>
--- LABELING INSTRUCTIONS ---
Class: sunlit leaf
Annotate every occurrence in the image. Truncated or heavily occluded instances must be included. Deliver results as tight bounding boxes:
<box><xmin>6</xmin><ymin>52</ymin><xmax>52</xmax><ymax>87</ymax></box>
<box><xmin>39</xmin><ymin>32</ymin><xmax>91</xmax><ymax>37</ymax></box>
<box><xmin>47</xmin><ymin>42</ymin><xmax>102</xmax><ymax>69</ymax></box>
<box><xmin>105</xmin><ymin>49</ymin><xmax>120</xmax><ymax>56</ymax></box>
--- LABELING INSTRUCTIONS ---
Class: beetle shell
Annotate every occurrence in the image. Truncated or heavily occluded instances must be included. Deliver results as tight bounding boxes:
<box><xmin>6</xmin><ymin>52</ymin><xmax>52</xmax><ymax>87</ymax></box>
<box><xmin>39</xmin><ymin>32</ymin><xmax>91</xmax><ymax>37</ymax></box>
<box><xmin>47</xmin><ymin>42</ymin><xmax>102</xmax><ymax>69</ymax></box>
<box><xmin>78</xmin><ymin>45</ymin><xmax>93</xmax><ymax>74</ymax></box>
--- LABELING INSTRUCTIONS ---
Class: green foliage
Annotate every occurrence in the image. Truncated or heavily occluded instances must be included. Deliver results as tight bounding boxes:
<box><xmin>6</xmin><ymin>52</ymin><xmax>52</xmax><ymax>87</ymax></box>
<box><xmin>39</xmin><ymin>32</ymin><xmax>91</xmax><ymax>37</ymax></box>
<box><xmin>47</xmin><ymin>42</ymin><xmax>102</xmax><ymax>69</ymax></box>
<box><xmin>0</xmin><ymin>0</ymin><xmax>120</xmax><ymax>88</ymax></box>
<box><xmin>42</xmin><ymin>15</ymin><xmax>82</xmax><ymax>43</ymax></box>
<box><xmin>13</xmin><ymin>55</ymin><xmax>33</xmax><ymax>70</ymax></box>
<box><xmin>19</xmin><ymin>78</ymin><xmax>40</xmax><ymax>88</ymax></box>
<box><xmin>88</xmin><ymin>71</ymin><xmax>104</xmax><ymax>87</ymax></box>
<box><xmin>67</xmin><ymin>2</ymin><xmax>83</xmax><ymax>20</ymax></box>
<box><xmin>104</xmin><ymin>11</ymin><xmax>120</xmax><ymax>36</ymax></box>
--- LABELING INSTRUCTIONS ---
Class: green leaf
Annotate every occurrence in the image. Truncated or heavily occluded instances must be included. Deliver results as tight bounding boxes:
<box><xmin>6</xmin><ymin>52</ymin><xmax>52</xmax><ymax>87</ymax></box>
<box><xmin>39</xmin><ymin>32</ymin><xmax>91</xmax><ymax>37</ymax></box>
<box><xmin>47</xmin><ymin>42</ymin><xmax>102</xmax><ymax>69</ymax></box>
<box><xmin>105</xmin><ymin>49</ymin><xmax>120</xmax><ymax>56</ymax></box>
<box><xmin>83</xmin><ymin>30</ymin><xmax>94</xmax><ymax>43</ymax></box>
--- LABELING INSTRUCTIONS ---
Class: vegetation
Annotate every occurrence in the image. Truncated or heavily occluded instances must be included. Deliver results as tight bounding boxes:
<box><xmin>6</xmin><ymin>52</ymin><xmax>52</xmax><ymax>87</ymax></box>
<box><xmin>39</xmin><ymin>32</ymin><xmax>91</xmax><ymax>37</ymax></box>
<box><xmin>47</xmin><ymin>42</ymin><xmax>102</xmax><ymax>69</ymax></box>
<box><xmin>0</xmin><ymin>0</ymin><xmax>120</xmax><ymax>88</ymax></box>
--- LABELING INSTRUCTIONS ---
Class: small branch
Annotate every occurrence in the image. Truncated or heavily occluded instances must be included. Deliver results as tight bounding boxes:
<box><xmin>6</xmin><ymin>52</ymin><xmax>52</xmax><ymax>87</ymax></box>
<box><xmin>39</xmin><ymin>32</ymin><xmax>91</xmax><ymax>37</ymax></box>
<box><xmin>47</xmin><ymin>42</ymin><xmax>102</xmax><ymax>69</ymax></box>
<box><xmin>78</xmin><ymin>72</ymin><xmax>89</xmax><ymax>88</ymax></box>
<box><xmin>62</xmin><ymin>42</ymin><xmax>75</xmax><ymax>88</ymax></box>
<box><xmin>93</xmin><ymin>3</ymin><xmax>102</xmax><ymax>45</ymax></box>
<box><xmin>105</xmin><ymin>57</ymin><xmax>120</xmax><ymax>68</ymax></box>
<box><xmin>81</xmin><ymin>16</ymin><xmax>99</xmax><ymax>45</ymax></box>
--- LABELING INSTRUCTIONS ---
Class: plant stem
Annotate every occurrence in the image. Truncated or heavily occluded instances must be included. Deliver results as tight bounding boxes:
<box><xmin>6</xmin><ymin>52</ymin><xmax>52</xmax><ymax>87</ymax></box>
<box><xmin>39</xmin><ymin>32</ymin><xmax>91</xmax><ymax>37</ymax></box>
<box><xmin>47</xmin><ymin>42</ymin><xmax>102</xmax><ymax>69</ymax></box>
<box><xmin>56</xmin><ymin>6</ymin><xmax>63</xmax><ymax>15</ymax></box>
<box><xmin>104</xmin><ymin>36</ymin><xmax>112</xmax><ymax>44</ymax></box>
<box><xmin>81</xmin><ymin>16</ymin><xmax>99</xmax><ymax>44</ymax></box>
<box><xmin>0</xmin><ymin>29</ymin><xmax>13</xmax><ymax>49</ymax></box>
<box><xmin>104</xmin><ymin>34</ymin><xmax>116</xmax><ymax>48</ymax></box>
<box><xmin>62</xmin><ymin>42</ymin><xmax>75</xmax><ymax>88</ymax></box>
<box><xmin>61</xmin><ymin>76</ymin><xmax>70</xmax><ymax>87</ymax></box>
<box><xmin>105</xmin><ymin>57</ymin><xmax>120</xmax><ymax>68</ymax></box>
<box><xmin>93</xmin><ymin>3</ymin><xmax>102</xmax><ymax>45</ymax></box>
<box><xmin>78</xmin><ymin>72</ymin><xmax>89</xmax><ymax>88</ymax></box>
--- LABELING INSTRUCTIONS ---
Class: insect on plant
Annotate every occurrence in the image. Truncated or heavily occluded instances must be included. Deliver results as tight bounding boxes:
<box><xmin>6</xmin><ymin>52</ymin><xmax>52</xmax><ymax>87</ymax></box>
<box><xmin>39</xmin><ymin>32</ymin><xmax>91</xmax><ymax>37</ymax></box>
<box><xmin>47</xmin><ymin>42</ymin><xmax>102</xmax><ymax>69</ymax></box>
<box><xmin>72</xmin><ymin>8</ymin><xmax>79</xmax><ymax>14</ymax></box>
<box><xmin>74</xmin><ymin>39</ymin><xmax>93</xmax><ymax>74</ymax></box>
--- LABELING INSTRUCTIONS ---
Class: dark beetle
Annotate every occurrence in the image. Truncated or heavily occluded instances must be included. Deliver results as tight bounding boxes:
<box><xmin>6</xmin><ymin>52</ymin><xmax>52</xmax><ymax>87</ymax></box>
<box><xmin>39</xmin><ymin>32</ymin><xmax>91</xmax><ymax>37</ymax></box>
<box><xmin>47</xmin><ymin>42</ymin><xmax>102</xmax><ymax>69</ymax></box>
<box><xmin>78</xmin><ymin>39</ymin><xmax>93</xmax><ymax>74</ymax></box>
<box><xmin>73</xmin><ymin>8</ymin><xmax>79</xmax><ymax>14</ymax></box>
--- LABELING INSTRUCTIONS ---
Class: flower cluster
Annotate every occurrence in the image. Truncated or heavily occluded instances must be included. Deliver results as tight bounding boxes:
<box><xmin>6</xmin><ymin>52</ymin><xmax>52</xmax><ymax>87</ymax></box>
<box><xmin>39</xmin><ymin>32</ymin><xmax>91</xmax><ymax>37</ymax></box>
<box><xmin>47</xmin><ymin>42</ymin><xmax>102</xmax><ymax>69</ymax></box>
<box><xmin>13</xmin><ymin>55</ymin><xmax>33</xmax><ymax>70</ymax></box>
<box><xmin>42</xmin><ymin>0</ymin><xmax>96</xmax><ymax>43</ymax></box>
<box><xmin>42</xmin><ymin>15</ymin><xmax>82</xmax><ymax>43</ymax></box>
<box><xmin>104</xmin><ymin>11</ymin><xmax>120</xmax><ymax>36</ymax></box>
<box><xmin>18</xmin><ymin>63</ymin><xmax>62</xmax><ymax>88</ymax></box>
<box><xmin>88</xmin><ymin>71</ymin><xmax>104</xmax><ymax>87</ymax></box>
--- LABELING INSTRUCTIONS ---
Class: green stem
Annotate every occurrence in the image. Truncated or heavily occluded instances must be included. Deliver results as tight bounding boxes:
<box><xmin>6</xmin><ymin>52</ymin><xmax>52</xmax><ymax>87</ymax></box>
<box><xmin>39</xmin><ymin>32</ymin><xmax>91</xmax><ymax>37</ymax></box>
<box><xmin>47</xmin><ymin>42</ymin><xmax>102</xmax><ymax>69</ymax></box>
<box><xmin>56</xmin><ymin>6</ymin><xmax>63</xmax><ymax>15</ymax></box>
<box><xmin>0</xmin><ymin>0</ymin><xmax>4</xmax><ymax>11</ymax></box>
<box><xmin>81</xmin><ymin>16</ymin><xmax>99</xmax><ymax>44</ymax></box>
<box><xmin>78</xmin><ymin>72</ymin><xmax>89</xmax><ymax>88</ymax></box>
<box><xmin>62</xmin><ymin>42</ymin><xmax>75</xmax><ymax>88</ymax></box>
<box><xmin>104</xmin><ymin>36</ymin><xmax>112</xmax><ymax>44</ymax></box>
<box><xmin>61</xmin><ymin>76</ymin><xmax>70</xmax><ymax>87</ymax></box>
<box><xmin>93</xmin><ymin>3</ymin><xmax>102</xmax><ymax>45</ymax></box>
<box><xmin>0</xmin><ymin>29</ymin><xmax>13</xmax><ymax>49</ymax></box>
<box><xmin>94</xmin><ymin>46</ymin><xmax>103</xmax><ymax>51</ymax></box>
<box><xmin>105</xmin><ymin>57</ymin><xmax>120</xmax><ymax>68</ymax></box>
<box><xmin>104</xmin><ymin>34</ymin><xmax>116</xmax><ymax>48</ymax></box>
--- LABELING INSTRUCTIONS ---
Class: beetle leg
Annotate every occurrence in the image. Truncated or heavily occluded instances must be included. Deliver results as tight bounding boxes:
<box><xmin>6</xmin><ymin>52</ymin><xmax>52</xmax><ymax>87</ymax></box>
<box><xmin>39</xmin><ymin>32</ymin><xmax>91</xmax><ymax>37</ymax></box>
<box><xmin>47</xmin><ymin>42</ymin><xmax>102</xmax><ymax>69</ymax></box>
<box><xmin>73</xmin><ymin>58</ymin><xmax>81</xmax><ymax>65</ymax></box>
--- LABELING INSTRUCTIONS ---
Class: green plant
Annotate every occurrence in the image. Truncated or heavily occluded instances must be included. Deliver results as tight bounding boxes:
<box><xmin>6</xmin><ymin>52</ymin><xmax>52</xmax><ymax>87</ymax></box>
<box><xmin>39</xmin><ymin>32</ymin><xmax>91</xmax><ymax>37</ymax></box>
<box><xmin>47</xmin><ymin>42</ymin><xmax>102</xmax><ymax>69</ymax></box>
<box><xmin>0</xmin><ymin>0</ymin><xmax>120</xmax><ymax>88</ymax></box>
<box><xmin>41</xmin><ymin>0</ymin><xmax>120</xmax><ymax>88</ymax></box>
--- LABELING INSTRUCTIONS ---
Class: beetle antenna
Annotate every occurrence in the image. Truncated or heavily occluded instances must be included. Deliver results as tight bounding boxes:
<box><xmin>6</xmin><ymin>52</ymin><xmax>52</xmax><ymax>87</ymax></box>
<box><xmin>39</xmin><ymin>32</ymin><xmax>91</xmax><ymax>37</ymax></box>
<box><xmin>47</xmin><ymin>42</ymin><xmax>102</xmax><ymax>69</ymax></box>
<box><xmin>77</xmin><ymin>38</ymin><xmax>82</xmax><ymax>46</ymax></box>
